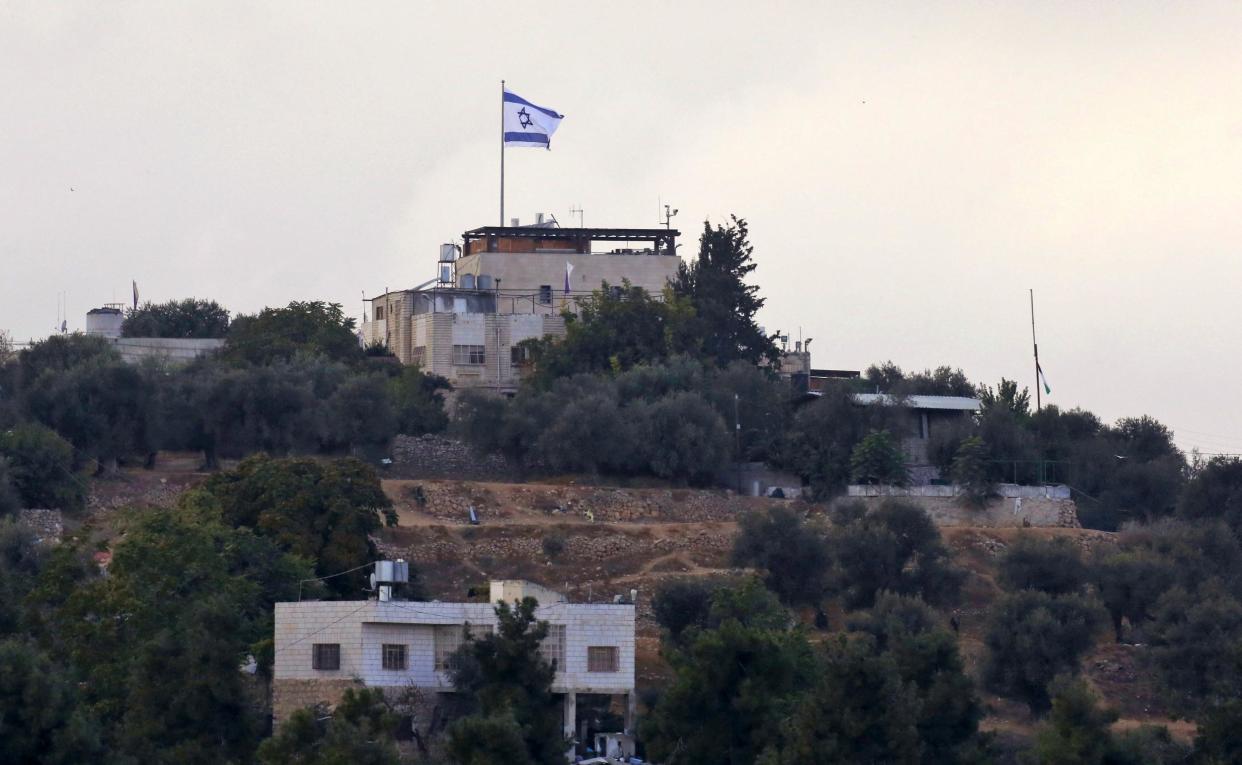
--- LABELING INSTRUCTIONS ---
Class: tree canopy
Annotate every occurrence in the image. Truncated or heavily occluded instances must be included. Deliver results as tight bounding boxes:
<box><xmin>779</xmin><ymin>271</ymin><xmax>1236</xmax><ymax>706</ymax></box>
<box><xmin>121</xmin><ymin>298</ymin><xmax>230</xmax><ymax>339</ymax></box>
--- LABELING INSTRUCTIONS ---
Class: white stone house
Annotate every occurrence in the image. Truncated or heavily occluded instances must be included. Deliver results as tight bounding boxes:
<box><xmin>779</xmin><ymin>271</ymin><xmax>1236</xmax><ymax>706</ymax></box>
<box><xmin>272</xmin><ymin>580</ymin><xmax>636</xmax><ymax>755</ymax></box>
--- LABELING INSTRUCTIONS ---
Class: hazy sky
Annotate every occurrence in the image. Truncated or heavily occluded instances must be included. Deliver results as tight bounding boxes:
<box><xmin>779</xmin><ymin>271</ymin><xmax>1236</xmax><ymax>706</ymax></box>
<box><xmin>3</xmin><ymin>2</ymin><xmax>1241</xmax><ymax>454</ymax></box>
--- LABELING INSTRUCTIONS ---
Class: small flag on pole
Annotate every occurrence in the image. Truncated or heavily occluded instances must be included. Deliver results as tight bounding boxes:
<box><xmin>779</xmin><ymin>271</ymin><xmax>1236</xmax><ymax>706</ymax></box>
<box><xmin>1037</xmin><ymin>363</ymin><xmax>1051</xmax><ymax>395</ymax></box>
<box><xmin>564</xmin><ymin>261</ymin><xmax>574</xmax><ymax>294</ymax></box>
<box><xmin>132</xmin><ymin>280</ymin><xmax>139</xmax><ymax>309</ymax></box>
<box><xmin>503</xmin><ymin>89</ymin><xmax>564</xmax><ymax>149</ymax></box>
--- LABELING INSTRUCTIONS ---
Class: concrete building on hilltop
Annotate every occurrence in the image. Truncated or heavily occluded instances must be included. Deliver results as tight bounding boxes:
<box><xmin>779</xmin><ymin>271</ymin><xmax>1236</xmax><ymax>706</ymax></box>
<box><xmin>273</xmin><ymin>576</ymin><xmax>636</xmax><ymax>760</ymax></box>
<box><xmin>84</xmin><ymin>304</ymin><xmax>224</xmax><ymax>364</ymax></box>
<box><xmin>362</xmin><ymin>221</ymin><xmax>681</xmax><ymax>394</ymax></box>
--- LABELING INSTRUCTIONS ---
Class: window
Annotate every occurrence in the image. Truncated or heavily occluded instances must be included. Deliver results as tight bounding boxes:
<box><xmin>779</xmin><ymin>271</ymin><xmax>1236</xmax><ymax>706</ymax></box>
<box><xmin>374</xmin><ymin>305</ymin><xmax>385</xmax><ymax>321</ymax></box>
<box><xmin>587</xmin><ymin>646</ymin><xmax>619</xmax><ymax>673</ymax></box>
<box><xmin>434</xmin><ymin>624</ymin><xmax>493</xmax><ymax>672</ymax></box>
<box><xmin>538</xmin><ymin>285</ymin><xmax>553</xmax><ymax>304</ymax></box>
<box><xmin>382</xmin><ymin>643</ymin><xmax>407</xmax><ymax>671</ymax></box>
<box><xmin>410</xmin><ymin>346</ymin><xmax>426</xmax><ymax>367</ymax></box>
<box><xmin>540</xmin><ymin>624</ymin><xmax>566</xmax><ymax>672</ymax></box>
<box><xmin>453</xmin><ymin>345</ymin><xmax>485</xmax><ymax>365</ymax></box>
<box><xmin>312</xmin><ymin>643</ymin><xmax>340</xmax><ymax>671</ymax></box>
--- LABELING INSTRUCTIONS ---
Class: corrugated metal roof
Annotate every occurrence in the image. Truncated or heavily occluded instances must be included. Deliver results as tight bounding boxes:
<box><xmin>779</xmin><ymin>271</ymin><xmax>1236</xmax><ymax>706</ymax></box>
<box><xmin>852</xmin><ymin>393</ymin><xmax>981</xmax><ymax>411</ymax></box>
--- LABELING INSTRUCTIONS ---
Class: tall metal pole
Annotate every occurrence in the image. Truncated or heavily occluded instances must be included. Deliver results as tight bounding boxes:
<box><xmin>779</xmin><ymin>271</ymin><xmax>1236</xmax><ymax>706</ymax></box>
<box><xmin>500</xmin><ymin>80</ymin><xmax>505</xmax><ymax>227</ymax></box>
<box><xmin>1030</xmin><ymin>288</ymin><xmax>1041</xmax><ymax>412</ymax></box>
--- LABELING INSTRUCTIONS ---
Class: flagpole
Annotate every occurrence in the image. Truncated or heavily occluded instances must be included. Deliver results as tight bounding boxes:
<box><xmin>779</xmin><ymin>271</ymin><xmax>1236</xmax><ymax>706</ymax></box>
<box><xmin>500</xmin><ymin>79</ymin><xmax>505</xmax><ymax>227</ymax></box>
<box><xmin>1030</xmin><ymin>288</ymin><xmax>1041</xmax><ymax>412</ymax></box>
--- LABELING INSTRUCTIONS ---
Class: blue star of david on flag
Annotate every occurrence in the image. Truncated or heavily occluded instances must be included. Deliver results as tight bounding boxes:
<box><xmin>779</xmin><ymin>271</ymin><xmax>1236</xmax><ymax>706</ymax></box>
<box><xmin>503</xmin><ymin>89</ymin><xmax>564</xmax><ymax>149</ymax></box>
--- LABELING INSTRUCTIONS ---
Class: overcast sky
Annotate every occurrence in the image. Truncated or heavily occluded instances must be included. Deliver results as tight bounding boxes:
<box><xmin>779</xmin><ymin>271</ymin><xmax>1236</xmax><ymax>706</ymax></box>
<box><xmin>3</xmin><ymin>2</ymin><xmax>1241</xmax><ymax>454</ymax></box>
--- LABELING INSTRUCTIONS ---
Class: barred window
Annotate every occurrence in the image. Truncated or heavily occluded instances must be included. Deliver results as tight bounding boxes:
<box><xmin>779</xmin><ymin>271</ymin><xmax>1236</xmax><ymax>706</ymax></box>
<box><xmin>538</xmin><ymin>285</ymin><xmax>553</xmax><ymax>304</ymax></box>
<box><xmin>374</xmin><ymin>305</ymin><xmax>386</xmax><ymax>321</ymax></box>
<box><xmin>540</xmin><ymin>624</ymin><xmax>566</xmax><ymax>672</ymax></box>
<box><xmin>587</xmin><ymin>646</ymin><xmax>619</xmax><ymax>673</ymax></box>
<box><xmin>312</xmin><ymin>643</ymin><xmax>340</xmax><ymax>671</ymax></box>
<box><xmin>434</xmin><ymin>624</ymin><xmax>493</xmax><ymax>672</ymax></box>
<box><xmin>452</xmin><ymin>345</ymin><xmax>485</xmax><ymax>365</ymax></box>
<box><xmin>381</xmin><ymin>643</ymin><xmax>407</xmax><ymax>671</ymax></box>
<box><xmin>410</xmin><ymin>346</ymin><xmax>426</xmax><ymax>367</ymax></box>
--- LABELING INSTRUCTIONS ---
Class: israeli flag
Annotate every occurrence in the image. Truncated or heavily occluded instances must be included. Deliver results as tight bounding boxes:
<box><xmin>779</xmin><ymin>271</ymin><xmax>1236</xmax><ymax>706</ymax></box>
<box><xmin>503</xmin><ymin>89</ymin><xmax>564</xmax><ymax>149</ymax></box>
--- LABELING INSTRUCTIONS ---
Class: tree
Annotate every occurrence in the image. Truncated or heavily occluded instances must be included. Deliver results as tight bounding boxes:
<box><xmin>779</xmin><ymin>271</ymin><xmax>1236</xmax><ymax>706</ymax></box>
<box><xmin>121</xmin><ymin>298</ymin><xmax>230</xmax><ymax>339</ymax></box>
<box><xmin>1194</xmin><ymin>700</ymin><xmax>1242</xmax><ymax>764</ymax></box>
<box><xmin>850</xmin><ymin>430</ymin><xmax>909</xmax><ymax>486</ymax></box>
<box><xmin>0</xmin><ymin>519</ymin><xmax>42</xmax><ymax>635</ymax></box>
<box><xmin>319</xmin><ymin>372</ymin><xmax>398</xmax><ymax>451</ymax></box>
<box><xmin>978</xmin><ymin>378</ymin><xmax>1031</xmax><ymax>420</ymax></box>
<box><xmin>672</xmin><ymin>217</ymin><xmax>779</xmax><ymax>368</ymax></box>
<box><xmin>16</xmin><ymin>333</ymin><xmax>118</xmax><ymax>381</ymax></box>
<box><xmin>22</xmin><ymin>358</ymin><xmax>154</xmax><ymax>475</ymax></box>
<box><xmin>951</xmin><ymin>436</ymin><xmax>994</xmax><ymax>508</ymax></box>
<box><xmin>43</xmin><ymin>512</ymin><xmax>310</xmax><ymax>762</ymax></box>
<box><xmin>981</xmin><ymin>590</ymin><xmax>1105</xmax><ymax>713</ymax></box>
<box><xmin>257</xmin><ymin>688</ymin><xmax>400</xmax><ymax>765</ymax></box>
<box><xmin>0</xmin><ymin>458</ymin><xmax>17</xmax><ymax>517</ymax></box>
<box><xmin>1146</xmin><ymin>583</ymin><xmax>1242</xmax><ymax>713</ymax></box>
<box><xmin>1091</xmin><ymin>550</ymin><xmax>1175</xmax><ymax>641</ymax></box>
<box><xmin>643</xmin><ymin>616</ymin><xmax>814</xmax><ymax>764</ymax></box>
<box><xmin>732</xmin><ymin>507</ymin><xmax>831</xmax><ymax>607</ymax></box>
<box><xmin>534</xmin><ymin>386</ymin><xmax>637</xmax><ymax>476</ymax></box>
<box><xmin>522</xmin><ymin>282</ymin><xmax>699</xmax><ymax>384</ymax></box>
<box><xmin>1179</xmin><ymin>456</ymin><xmax>1242</xmax><ymax>538</ymax></box>
<box><xmin>829</xmin><ymin>500</ymin><xmax>963</xmax><ymax>610</ymax></box>
<box><xmin>388</xmin><ymin>364</ymin><xmax>450</xmax><ymax>435</ymax></box>
<box><xmin>773</xmin><ymin>383</ymin><xmax>904</xmax><ymax>498</ymax></box>
<box><xmin>446</xmin><ymin>598</ymin><xmax>566</xmax><ymax>764</ymax></box>
<box><xmin>224</xmin><ymin>301</ymin><xmax>363</xmax><ymax>366</ymax></box>
<box><xmin>848</xmin><ymin>594</ymin><xmax>984</xmax><ymax>764</ymax></box>
<box><xmin>761</xmin><ymin>635</ymin><xmax>922</xmax><ymax>765</ymax></box>
<box><xmin>864</xmin><ymin>362</ymin><xmax>976</xmax><ymax>397</ymax></box>
<box><xmin>0</xmin><ymin>423</ymin><xmax>85</xmax><ymax>512</ymax></box>
<box><xmin>0</xmin><ymin>638</ymin><xmax>106</xmax><ymax>765</ymax></box>
<box><xmin>635</xmin><ymin>391</ymin><xmax>730</xmax><ymax>484</ymax></box>
<box><xmin>1029</xmin><ymin>675</ymin><xmax>1188</xmax><ymax>765</ymax></box>
<box><xmin>446</xmin><ymin>712</ymin><xmax>533</xmax><ymax>765</ymax></box>
<box><xmin>1029</xmin><ymin>675</ymin><xmax>1118</xmax><ymax>765</ymax></box>
<box><xmin>184</xmin><ymin>455</ymin><xmax>400</xmax><ymax>597</ymax></box>
<box><xmin>997</xmin><ymin>535</ymin><xmax>1088</xmax><ymax>596</ymax></box>
<box><xmin>652</xmin><ymin>578</ymin><xmax>724</xmax><ymax>645</ymax></box>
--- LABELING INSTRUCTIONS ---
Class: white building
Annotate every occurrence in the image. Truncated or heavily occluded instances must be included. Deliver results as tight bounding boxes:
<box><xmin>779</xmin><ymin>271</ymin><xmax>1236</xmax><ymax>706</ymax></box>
<box><xmin>272</xmin><ymin>579</ymin><xmax>636</xmax><ymax>756</ymax></box>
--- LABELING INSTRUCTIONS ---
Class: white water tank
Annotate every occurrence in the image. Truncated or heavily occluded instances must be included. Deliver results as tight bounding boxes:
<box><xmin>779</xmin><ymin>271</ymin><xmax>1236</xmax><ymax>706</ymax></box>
<box><xmin>85</xmin><ymin>306</ymin><xmax>124</xmax><ymax>338</ymax></box>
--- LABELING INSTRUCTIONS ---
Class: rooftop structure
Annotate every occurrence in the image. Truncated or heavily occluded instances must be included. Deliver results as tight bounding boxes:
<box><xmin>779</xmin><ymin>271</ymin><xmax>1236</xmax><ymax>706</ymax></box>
<box><xmin>362</xmin><ymin>222</ymin><xmax>684</xmax><ymax>392</ymax></box>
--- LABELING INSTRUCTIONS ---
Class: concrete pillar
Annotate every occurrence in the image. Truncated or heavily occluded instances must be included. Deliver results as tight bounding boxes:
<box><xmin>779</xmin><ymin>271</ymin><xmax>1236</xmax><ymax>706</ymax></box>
<box><xmin>563</xmin><ymin>692</ymin><xmax>576</xmax><ymax>762</ymax></box>
<box><xmin>625</xmin><ymin>691</ymin><xmax>638</xmax><ymax>736</ymax></box>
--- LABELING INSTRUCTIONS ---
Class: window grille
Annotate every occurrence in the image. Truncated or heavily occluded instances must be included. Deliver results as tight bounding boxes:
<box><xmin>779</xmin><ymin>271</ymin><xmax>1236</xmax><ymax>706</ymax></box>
<box><xmin>434</xmin><ymin>624</ymin><xmax>493</xmax><ymax>672</ymax></box>
<box><xmin>452</xmin><ymin>345</ymin><xmax>485</xmax><ymax>365</ymax></box>
<box><xmin>539</xmin><ymin>285</ymin><xmax>553</xmax><ymax>304</ymax></box>
<box><xmin>312</xmin><ymin>643</ymin><xmax>340</xmax><ymax>671</ymax></box>
<box><xmin>587</xmin><ymin>646</ymin><xmax>619</xmax><ymax>673</ymax></box>
<box><xmin>540</xmin><ymin>624</ymin><xmax>566</xmax><ymax>672</ymax></box>
<box><xmin>381</xmin><ymin>643</ymin><xmax>407</xmax><ymax>671</ymax></box>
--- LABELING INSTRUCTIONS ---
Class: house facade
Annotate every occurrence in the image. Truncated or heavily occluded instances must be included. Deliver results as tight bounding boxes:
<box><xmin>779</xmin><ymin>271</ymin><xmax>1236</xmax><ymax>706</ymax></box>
<box><xmin>272</xmin><ymin>579</ymin><xmax>636</xmax><ymax>757</ymax></box>
<box><xmin>361</xmin><ymin>223</ymin><xmax>681</xmax><ymax>394</ymax></box>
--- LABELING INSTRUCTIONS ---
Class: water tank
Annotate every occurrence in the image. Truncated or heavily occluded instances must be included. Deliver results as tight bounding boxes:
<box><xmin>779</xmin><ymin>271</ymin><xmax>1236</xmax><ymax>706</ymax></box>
<box><xmin>460</xmin><ymin>273</ymin><xmax>476</xmax><ymax>289</ymax></box>
<box><xmin>477</xmin><ymin>274</ymin><xmax>493</xmax><ymax>290</ymax></box>
<box><xmin>439</xmin><ymin>243</ymin><xmax>457</xmax><ymax>262</ymax></box>
<box><xmin>85</xmin><ymin>306</ymin><xmax>124</xmax><ymax>338</ymax></box>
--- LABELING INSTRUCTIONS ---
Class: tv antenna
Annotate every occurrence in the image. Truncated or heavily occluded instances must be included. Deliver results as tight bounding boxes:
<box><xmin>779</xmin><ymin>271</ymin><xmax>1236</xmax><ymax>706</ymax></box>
<box><xmin>569</xmin><ymin>204</ymin><xmax>584</xmax><ymax>228</ymax></box>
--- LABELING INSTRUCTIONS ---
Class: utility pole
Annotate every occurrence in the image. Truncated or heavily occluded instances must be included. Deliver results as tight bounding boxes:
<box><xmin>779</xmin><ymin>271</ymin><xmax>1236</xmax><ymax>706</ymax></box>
<box><xmin>734</xmin><ymin>394</ymin><xmax>742</xmax><ymax>494</ymax></box>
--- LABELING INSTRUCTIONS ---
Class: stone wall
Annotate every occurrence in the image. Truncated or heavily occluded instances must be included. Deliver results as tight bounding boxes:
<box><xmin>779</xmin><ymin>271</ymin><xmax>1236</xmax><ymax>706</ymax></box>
<box><xmin>17</xmin><ymin>508</ymin><xmax>63</xmax><ymax>544</ymax></box>
<box><xmin>272</xmin><ymin>678</ymin><xmax>362</xmax><ymax>722</ymax></box>
<box><xmin>388</xmin><ymin>435</ymin><xmax>514</xmax><ymax>481</ymax></box>
<box><xmin>836</xmin><ymin>492</ymin><xmax>1080</xmax><ymax>528</ymax></box>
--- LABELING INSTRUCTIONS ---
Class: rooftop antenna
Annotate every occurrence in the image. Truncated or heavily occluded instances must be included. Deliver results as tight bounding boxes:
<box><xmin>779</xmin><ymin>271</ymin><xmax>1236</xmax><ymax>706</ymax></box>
<box><xmin>569</xmin><ymin>204</ymin><xmax>584</xmax><ymax>228</ymax></box>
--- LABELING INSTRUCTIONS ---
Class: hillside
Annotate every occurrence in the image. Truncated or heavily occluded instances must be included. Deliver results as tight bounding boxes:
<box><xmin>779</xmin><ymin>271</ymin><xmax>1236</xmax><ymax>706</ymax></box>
<box><xmin>65</xmin><ymin>462</ymin><xmax>1191</xmax><ymax>751</ymax></box>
